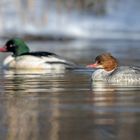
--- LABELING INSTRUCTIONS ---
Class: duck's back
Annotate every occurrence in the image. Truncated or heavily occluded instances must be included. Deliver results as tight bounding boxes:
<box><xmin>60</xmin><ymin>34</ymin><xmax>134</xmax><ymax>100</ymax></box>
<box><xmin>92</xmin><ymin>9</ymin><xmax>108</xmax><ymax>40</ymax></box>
<box><xmin>109</xmin><ymin>66</ymin><xmax>140</xmax><ymax>83</ymax></box>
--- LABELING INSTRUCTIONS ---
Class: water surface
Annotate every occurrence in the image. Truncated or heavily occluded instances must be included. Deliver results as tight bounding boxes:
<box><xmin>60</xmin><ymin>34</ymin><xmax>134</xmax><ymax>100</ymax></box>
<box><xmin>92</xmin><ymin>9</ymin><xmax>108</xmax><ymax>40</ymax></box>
<box><xmin>0</xmin><ymin>40</ymin><xmax>139</xmax><ymax>140</ymax></box>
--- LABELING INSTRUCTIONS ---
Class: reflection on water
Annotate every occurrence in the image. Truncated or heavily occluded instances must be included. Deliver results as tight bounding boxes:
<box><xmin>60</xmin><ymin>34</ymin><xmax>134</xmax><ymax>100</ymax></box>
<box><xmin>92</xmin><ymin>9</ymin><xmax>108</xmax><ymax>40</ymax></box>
<box><xmin>92</xmin><ymin>81</ymin><xmax>140</xmax><ymax>92</ymax></box>
<box><xmin>0</xmin><ymin>69</ymin><xmax>139</xmax><ymax>140</ymax></box>
<box><xmin>0</xmin><ymin>40</ymin><xmax>139</xmax><ymax>140</ymax></box>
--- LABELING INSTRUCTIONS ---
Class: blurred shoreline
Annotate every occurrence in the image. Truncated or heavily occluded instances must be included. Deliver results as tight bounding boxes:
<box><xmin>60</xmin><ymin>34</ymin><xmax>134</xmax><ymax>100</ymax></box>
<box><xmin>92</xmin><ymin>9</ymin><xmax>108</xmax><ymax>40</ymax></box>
<box><xmin>1</xmin><ymin>0</ymin><xmax>140</xmax><ymax>41</ymax></box>
<box><xmin>1</xmin><ymin>31</ymin><xmax>140</xmax><ymax>42</ymax></box>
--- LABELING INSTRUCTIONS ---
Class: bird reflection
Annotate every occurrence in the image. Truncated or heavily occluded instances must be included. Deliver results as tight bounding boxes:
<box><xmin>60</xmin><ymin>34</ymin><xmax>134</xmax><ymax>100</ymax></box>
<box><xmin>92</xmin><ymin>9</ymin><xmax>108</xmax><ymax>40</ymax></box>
<box><xmin>90</xmin><ymin>82</ymin><xmax>140</xmax><ymax>140</ymax></box>
<box><xmin>92</xmin><ymin>80</ymin><xmax>140</xmax><ymax>92</ymax></box>
<box><xmin>3</xmin><ymin>68</ymin><xmax>66</xmax><ymax>77</ymax></box>
<box><xmin>2</xmin><ymin>68</ymin><xmax>67</xmax><ymax>140</ymax></box>
<box><xmin>0</xmin><ymin>68</ymin><xmax>139</xmax><ymax>140</ymax></box>
<box><xmin>92</xmin><ymin>81</ymin><xmax>115</xmax><ymax>92</ymax></box>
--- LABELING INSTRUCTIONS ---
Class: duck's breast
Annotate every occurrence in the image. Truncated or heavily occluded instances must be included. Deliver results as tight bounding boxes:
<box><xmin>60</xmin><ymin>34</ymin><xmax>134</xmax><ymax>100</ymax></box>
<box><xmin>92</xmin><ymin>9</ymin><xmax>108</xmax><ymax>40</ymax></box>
<box><xmin>92</xmin><ymin>69</ymin><xmax>111</xmax><ymax>81</ymax></box>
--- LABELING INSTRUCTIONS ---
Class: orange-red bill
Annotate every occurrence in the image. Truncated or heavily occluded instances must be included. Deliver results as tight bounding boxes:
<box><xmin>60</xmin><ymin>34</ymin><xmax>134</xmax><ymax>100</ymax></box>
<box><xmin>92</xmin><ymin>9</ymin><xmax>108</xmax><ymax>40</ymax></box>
<box><xmin>86</xmin><ymin>63</ymin><xmax>98</xmax><ymax>68</ymax></box>
<box><xmin>0</xmin><ymin>47</ymin><xmax>7</xmax><ymax>52</ymax></box>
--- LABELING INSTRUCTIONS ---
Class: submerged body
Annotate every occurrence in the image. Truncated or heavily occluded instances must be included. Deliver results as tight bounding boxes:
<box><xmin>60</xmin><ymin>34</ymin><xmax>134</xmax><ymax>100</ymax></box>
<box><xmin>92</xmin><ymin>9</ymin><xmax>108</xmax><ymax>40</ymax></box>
<box><xmin>87</xmin><ymin>53</ymin><xmax>140</xmax><ymax>84</ymax></box>
<box><xmin>0</xmin><ymin>38</ymin><xmax>76</xmax><ymax>70</ymax></box>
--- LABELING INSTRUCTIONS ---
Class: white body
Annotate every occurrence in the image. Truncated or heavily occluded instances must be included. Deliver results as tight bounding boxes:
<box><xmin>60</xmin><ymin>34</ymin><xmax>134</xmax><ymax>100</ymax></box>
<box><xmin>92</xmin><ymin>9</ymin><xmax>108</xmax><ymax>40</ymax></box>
<box><xmin>3</xmin><ymin>55</ymin><xmax>74</xmax><ymax>70</ymax></box>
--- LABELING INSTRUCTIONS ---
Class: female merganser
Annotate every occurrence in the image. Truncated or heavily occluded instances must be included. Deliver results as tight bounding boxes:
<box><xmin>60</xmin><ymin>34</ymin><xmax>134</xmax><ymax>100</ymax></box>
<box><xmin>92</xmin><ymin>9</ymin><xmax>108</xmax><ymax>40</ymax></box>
<box><xmin>0</xmin><ymin>38</ymin><xmax>76</xmax><ymax>70</ymax></box>
<box><xmin>87</xmin><ymin>53</ymin><xmax>140</xmax><ymax>84</ymax></box>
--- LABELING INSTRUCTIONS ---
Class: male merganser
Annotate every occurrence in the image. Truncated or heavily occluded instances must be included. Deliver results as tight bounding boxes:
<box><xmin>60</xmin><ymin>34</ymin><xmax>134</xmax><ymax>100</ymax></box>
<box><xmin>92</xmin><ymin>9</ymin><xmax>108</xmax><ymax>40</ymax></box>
<box><xmin>87</xmin><ymin>53</ymin><xmax>140</xmax><ymax>84</ymax></box>
<box><xmin>0</xmin><ymin>38</ymin><xmax>76</xmax><ymax>70</ymax></box>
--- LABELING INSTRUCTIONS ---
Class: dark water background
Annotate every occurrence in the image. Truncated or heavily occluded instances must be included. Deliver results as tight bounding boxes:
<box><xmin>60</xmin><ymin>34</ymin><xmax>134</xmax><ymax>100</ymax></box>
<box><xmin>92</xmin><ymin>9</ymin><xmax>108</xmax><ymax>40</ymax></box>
<box><xmin>0</xmin><ymin>40</ymin><xmax>139</xmax><ymax>140</ymax></box>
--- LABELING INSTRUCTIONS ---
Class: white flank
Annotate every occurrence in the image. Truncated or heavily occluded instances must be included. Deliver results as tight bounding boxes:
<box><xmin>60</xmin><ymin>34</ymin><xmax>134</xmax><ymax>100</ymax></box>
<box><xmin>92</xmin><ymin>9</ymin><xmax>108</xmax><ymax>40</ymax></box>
<box><xmin>3</xmin><ymin>55</ymin><xmax>71</xmax><ymax>70</ymax></box>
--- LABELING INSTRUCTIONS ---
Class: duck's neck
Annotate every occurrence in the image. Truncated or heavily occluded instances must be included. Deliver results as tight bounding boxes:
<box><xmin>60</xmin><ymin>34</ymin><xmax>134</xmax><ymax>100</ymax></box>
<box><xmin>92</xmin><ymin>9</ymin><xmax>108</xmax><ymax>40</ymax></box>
<box><xmin>13</xmin><ymin>46</ymin><xmax>30</xmax><ymax>57</ymax></box>
<box><xmin>104</xmin><ymin>60</ymin><xmax>118</xmax><ymax>71</ymax></box>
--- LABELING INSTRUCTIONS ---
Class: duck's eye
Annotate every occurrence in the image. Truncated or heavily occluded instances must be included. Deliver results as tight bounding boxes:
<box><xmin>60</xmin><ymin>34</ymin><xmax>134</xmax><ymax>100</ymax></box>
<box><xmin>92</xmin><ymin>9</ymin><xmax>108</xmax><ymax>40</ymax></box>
<box><xmin>10</xmin><ymin>44</ymin><xmax>13</xmax><ymax>47</ymax></box>
<box><xmin>9</xmin><ymin>44</ymin><xmax>16</xmax><ymax>48</ymax></box>
<box><xmin>97</xmin><ymin>60</ymin><xmax>101</xmax><ymax>64</ymax></box>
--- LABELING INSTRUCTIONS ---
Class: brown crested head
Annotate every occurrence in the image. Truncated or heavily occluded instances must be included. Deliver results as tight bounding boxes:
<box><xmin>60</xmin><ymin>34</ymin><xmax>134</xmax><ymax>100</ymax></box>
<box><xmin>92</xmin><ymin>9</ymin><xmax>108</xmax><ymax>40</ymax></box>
<box><xmin>95</xmin><ymin>53</ymin><xmax>118</xmax><ymax>71</ymax></box>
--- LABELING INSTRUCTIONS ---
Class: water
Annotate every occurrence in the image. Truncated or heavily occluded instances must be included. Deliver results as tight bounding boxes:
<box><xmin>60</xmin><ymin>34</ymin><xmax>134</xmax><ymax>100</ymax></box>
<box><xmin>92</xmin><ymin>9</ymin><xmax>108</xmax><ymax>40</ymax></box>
<box><xmin>0</xmin><ymin>40</ymin><xmax>139</xmax><ymax>140</ymax></box>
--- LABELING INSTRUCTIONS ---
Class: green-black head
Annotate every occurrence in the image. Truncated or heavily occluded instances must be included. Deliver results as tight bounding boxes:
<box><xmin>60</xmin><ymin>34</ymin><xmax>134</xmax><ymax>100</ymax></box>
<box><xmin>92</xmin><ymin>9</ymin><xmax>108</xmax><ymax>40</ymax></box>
<box><xmin>0</xmin><ymin>38</ymin><xmax>30</xmax><ymax>56</ymax></box>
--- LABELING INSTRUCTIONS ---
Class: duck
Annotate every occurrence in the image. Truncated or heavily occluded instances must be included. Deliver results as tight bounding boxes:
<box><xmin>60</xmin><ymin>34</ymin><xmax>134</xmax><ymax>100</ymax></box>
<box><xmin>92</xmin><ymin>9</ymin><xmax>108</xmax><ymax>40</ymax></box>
<box><xmin>0</xmin><ymin>38</ymin><xmax>77</xmax><ymax>70</ymax></box>
<box><xmin>87</xmin><ymin>53</ymin><xmax>140</xmax><ymax>84</ymax></box>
